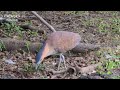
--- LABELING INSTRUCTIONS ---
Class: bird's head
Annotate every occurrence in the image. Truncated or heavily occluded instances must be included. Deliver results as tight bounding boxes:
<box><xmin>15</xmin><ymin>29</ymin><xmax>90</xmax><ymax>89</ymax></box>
<box><xmin>35</xmin><ymin>42</ymin><xmax>50</xmax><ymax>69</ymax></box>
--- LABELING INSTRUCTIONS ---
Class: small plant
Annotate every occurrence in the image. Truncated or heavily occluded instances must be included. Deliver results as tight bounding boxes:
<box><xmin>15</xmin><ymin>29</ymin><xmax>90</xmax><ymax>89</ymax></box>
<box><xmin>25</xmin><ymin>41</ymin><xmax>30</xmax><ymax>53</ymax></box>
<box><xmin>105</xmin><ymin>60</ymin><xmax>119</xmax><ymax>70</ymax></box>
<box><xmin>96</xmin><ymin>47</ymin><xmax>120</xmax><ymax>76</ymax></box>
<box><xmin>36</xmin><ymin>64</ymin><xmax>45</xmax><ymax>71</ymax></box>
<box><xmin>64</xmin><ymin>11</ymin><xmax>79</xmax><ymax>15</ymax></box>
<box><xmin>24</xmin><ymin>20</ymin><xmax>32</xmax><ymax>25</ymax></box>
<box><xmin>1</xmin><ymin>22</ymin><xmax>23</xmax><ymax>36</ymax></box>
<box><xmin>109</xmin><ymin>18</ymin><xmax>120</xmax><ymax>34</ymax></box>
<box><xmin>97</xmin><ymin>60</ymin><xmax>120</xmax><ymax>75</ymax></box>
<box><xmin>111</xmin><ymin>76</ymin><xmax>120</xmax><ymax>79</ymax></box>
<box><xmin>22</xmin><ymin>63</ymin><xmax>45</xmax><ymax>72</ymax></box>
<box><xmin>0</xmin><ymin>41</ymin><xmax>6</xmax><ymax>51</ymax></box>
<box><xmin>30</xmin><ymin>31</ymin><xmax>38</xmax><ymax>36</ymax></box>
<box><xmin>98</xmin><ymin>20</ymin><xmax>110</xmax><ymax>34</ymax></box>
<box><xmin>22</xmin><ymin>63</ymin><xmax>35</xmax><ymax>72</ymax></box>
<box><xmin>28</xmin><ymin>30</ymin><xmax>38</xmax><ymax>37</ymax></box>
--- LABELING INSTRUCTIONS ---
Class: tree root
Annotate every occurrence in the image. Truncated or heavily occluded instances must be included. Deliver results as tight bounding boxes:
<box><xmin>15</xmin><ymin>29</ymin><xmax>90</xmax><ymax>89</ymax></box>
<box><xmin>49</xmin><ymin>62</ymin><xmax>102</xmax><ymax>79</ymax></box>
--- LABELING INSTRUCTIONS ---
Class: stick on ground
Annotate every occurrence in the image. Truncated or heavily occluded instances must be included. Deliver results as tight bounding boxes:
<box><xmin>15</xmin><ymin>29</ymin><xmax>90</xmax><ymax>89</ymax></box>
<box><xmin>31</xmin><ymin>11</ymin><xmax>56</xmax><ymax>32</ymax></box>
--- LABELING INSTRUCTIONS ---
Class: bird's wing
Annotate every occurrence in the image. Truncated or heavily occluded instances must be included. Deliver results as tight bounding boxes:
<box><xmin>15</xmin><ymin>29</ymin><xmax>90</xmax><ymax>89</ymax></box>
<box><xmin>46</xmin><ymin>31</ymin><xmax>81</xmax><ymax>53</ymax></box>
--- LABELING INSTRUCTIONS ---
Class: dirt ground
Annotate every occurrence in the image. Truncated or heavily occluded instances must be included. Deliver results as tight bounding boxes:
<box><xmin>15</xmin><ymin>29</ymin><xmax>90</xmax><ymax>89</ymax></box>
<box><xmin>0</xmin><ymin>11</ymin><xmax>120</xmax><ymax>79</ymax></box>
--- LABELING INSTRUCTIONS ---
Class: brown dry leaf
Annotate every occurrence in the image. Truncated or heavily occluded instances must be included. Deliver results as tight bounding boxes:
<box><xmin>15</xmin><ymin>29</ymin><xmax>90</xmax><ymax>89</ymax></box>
<box><xmin>5</xmin><ymin>59</ymin><xmax>16</xmax><ymax>65</ymax></box>
<box><xmin>79</xmin><ymin>62</ymin><xmax>102</xmax><ymax>74</ymax></box>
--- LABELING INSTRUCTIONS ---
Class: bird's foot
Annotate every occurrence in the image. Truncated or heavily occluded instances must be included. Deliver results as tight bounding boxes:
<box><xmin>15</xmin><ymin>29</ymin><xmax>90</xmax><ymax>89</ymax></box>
<box><xmin>57</xmin><ymin>54</ymin><xmax>67</xmax><ymax>71</ymax></box>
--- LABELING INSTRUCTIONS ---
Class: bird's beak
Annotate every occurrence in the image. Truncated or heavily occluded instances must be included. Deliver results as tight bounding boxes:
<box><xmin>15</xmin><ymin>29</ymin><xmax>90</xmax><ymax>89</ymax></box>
<box><xmin>35</xmin><ymin>42</ymin><xmax>49</xmax><ymax>70</ymax></box>
<box><xmin>35</xmin><ymin>63</ymin><xmax>40</xmax><ymax>70</ymax></box>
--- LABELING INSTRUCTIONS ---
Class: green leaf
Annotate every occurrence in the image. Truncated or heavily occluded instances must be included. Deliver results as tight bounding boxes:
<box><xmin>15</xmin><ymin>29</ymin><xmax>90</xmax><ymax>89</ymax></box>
<box><xmin>107</xmin><ymin>71</ymin><xmax>112</xmax><ymax>75</ymax></box>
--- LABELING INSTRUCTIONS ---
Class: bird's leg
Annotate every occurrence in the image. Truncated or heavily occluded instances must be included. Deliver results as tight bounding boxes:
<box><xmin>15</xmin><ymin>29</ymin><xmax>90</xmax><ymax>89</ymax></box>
<box><xmin>57</xmin><ymin>53</ymin><xmax>67</xmax><ymax>71</ymax></box>
<box><xmin>61</xmin><ymin>54</ymin><xmax>67</xmax><ymax>69</ymax></box>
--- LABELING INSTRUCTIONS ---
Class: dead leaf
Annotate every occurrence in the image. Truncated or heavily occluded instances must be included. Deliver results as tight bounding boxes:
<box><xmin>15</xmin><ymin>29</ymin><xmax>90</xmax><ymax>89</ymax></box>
<box><xmin>79</xmin><ymin>63</ymin><xmax>102</xmax><ymax>74</ymax></box>
<box><xmin>5</xmin><ymin>59</ymin><xmax>16</xmax><ymax>65</ymax></box>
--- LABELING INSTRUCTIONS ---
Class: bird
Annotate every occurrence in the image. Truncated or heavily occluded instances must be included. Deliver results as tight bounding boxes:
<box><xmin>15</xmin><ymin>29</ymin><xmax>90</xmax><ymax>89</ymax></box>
<box><xmin>35</xmin><ymin>31</ymin><xmax>81</xmax><ymax>70</ymax></box>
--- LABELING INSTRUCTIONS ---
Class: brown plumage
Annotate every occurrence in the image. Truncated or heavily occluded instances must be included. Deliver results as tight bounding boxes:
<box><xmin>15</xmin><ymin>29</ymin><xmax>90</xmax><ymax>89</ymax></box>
<box><xmin>46</xmin><ymin>31</ymin><xmax>81</xmax><ymax>53</ymax></box>
<box><xmin>35</xmin><ymin>31</ymin><xmax>81</xmax><ymax>70</ymax></box>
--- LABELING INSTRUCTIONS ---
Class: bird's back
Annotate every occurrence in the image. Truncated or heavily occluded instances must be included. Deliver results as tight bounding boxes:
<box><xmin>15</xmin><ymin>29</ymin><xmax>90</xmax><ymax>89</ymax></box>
<box><xmin>46</xmin><ymin>31</ymin><xmax>81</xmax><ymax>53</ymax></box>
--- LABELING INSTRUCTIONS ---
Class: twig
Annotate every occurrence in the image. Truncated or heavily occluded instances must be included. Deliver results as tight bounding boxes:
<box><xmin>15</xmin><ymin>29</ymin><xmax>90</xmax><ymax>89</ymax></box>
<box><xmin>49</xmin><ymin>66</ymin><xmax>76</xmax><ymax>75</ymax></box>
<box><xmin>51</xmin><ymin>74</ymin><xmax>61</xmax><ymax>79</ymax></box>
<box><xmin>31</xmin><ymin>11</ymin><xmax>56</xmax><ymax>32</ymax></box>
<box><xmin>49</xmin><ymin>66</ymin><xmax>76</xmax><ymax>79</ymax></box>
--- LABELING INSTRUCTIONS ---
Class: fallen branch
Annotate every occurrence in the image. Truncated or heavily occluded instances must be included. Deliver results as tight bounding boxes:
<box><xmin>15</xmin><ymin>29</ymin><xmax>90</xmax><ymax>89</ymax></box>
<box><xmin>0</xmin><ymin>38</ymin><xmax>100</xmax><ymax>53</ymax></box>
<box><xmin>0</xmin><ymin>38</ymin><xmax>41</xmax><ymax>53</ymax></box>
<box><xmin>31</xmin><ymin>11</ymin><xmax>56</xmax><ymax>32</ymax></box>
<box><xmin>49</xmin><ymin>66</ymin><xmax>76</xmax><ymax>75</ymax></box>
<box><xmin>49</xmin><ymin>67</ymin><xmax>76</xmax><ymax>79</ymax></box>
<box><xmin>72</xmin><ymin>43</ymin><xmax>100</xmax><ymax>53</ymax></box>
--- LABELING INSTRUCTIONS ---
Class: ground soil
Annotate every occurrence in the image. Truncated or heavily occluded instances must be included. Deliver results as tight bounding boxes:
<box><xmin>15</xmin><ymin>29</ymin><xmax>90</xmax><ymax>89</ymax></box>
<box><xmin>0</xmin><ymin>11</ymin><xmax>120</xmax><ymax>79</ymax></box>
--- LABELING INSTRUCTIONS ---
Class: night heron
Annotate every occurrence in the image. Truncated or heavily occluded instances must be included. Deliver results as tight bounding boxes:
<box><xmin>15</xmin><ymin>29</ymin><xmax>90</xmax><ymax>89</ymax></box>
<box><xmin>35</xmin><ymin>31</ymin><xmax>81</xmax><ymax>70</ymax></box>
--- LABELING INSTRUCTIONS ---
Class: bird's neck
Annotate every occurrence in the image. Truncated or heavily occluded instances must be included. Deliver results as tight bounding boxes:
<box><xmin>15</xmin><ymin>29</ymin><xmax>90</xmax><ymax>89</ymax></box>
<box><xmin>45</xmin><ymin>44</ymin><xmax>56</xmax><ymax>57</ymax></box>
